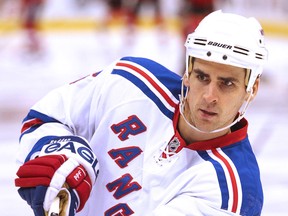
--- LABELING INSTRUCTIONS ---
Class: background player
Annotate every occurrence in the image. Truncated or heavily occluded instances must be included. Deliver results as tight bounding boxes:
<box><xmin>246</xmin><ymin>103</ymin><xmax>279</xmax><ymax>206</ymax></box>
<box><xmin>19</xmin><ymin>0</ymin><xmax>45</xmax><ymax>53</ymax></box>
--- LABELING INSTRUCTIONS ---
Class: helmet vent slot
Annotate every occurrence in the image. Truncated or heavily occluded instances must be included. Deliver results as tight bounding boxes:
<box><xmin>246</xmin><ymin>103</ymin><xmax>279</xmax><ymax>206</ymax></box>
<box><xmin>193</xmin><ymin>38</ymin><xmax>207</xmax><ymax>46</ymax></box>
<box><xmin>255</xmin><ymin>53</ymin><xmax>264</xmax><ymax>59</ymax></box>
<box><xmin>233</xmin><ymin>50</ymin><xmax>248</xmax><ymax>55</ymax></box>
<box><xmin>233</xmin><ymin>46</ymin><xmax>249</xmax><ymax>56</ymax></box>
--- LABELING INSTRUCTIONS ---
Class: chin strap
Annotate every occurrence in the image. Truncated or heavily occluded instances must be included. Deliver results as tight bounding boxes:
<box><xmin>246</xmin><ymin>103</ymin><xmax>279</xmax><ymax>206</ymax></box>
<box><xmin>179</xmin><ymin>80</ymin><xmax>253</xmax><ymax>134</ymax></box>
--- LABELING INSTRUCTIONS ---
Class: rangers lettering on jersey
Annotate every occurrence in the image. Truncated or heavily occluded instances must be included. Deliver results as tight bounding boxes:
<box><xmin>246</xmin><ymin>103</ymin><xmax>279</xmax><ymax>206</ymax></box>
<box><xmin>106</xmin><ymin>115</ymin><xmax>146</xmax><ymax>214</ymax></box>
<box><xmin>111</xmin><ymin>115</ymin><xmax>147</xmax><ymax>141</ymax></box>
<box><xmin>108</xmin><ymin>147</ymin><xmax>142</xmax><ymax>168</ymax></box>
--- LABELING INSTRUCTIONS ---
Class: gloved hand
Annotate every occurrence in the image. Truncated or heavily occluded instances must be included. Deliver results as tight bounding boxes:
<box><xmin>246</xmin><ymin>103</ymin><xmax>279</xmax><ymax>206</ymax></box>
<box><xmin>15</xmin><ymin>136</ymin><xmax>99</xmax><ymax>216</ymax></box>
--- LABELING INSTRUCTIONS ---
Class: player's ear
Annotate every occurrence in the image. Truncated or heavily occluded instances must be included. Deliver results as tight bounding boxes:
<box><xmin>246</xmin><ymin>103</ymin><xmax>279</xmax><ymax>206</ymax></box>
<box><xmin>183</xmin><ymin>72</ymin><xmax>190</xmax><ymax>87</ymax></box>
<box><xmin>245</xmin><ymin>78</ymin><xmax>260</xmax><ymax>101</ymax></box>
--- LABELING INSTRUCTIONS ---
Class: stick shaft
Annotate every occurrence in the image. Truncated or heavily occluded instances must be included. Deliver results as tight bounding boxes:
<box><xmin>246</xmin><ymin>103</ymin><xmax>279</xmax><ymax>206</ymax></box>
<box><xmin>48</xmin><ymin>196</ymin><xmax>60</xmax><ymax>216</ymax></box>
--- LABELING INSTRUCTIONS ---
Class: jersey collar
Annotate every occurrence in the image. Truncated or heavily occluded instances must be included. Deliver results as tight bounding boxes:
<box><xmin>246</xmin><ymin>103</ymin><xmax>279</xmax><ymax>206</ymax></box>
<box><xmin>172</xmin><ymin>105</ymin><xmax>248</xmax><ymax>151</ymax></box>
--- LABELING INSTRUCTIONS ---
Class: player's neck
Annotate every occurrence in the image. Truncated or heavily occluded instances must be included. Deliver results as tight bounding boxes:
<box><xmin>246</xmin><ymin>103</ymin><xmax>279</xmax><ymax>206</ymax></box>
<box><xmin>177</xmin><ymin>115</ymin><xmax>231</xmax><ymax>144</ymax></box>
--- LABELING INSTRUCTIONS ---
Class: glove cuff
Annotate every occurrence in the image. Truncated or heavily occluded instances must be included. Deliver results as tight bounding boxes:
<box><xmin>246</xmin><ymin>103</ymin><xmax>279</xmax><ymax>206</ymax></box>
<box><xmin>39</xmin><ymin>136</ymin><xmax>99</xmax><ymax>185</ymax></box>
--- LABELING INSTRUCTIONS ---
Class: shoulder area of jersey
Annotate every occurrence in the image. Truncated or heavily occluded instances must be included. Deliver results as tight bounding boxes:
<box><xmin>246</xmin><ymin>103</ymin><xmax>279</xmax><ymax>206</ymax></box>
<box><xmin>115</xmin><ymin>56</ymin><xmax>181</xmax><ymax>78</ymax></box>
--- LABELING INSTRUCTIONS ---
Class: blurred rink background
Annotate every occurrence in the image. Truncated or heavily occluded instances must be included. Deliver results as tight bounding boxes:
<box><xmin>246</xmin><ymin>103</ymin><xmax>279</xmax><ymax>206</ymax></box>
<box><xmin>0</xmin><ymin>0</ymin><xmax>287</xmax><ymax>215</ymax></box>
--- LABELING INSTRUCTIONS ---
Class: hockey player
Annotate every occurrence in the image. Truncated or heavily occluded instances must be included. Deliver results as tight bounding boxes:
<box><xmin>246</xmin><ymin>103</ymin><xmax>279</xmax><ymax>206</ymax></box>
<box><xmin>19</xmin><ymin>0</ymin><xmax>45</xmax><ymax>53</ymax></box>
<box><xmin>15</xmin><ymin>11</ymin><xmax>268</xmax><ymax>216</ymax></box>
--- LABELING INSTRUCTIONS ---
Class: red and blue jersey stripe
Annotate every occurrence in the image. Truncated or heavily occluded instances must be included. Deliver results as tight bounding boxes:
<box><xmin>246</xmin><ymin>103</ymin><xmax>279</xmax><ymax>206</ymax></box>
<box><xmin>20</xmin><ymin>109</ymin><xmax>61</xmax><ymax>141</ymax></box>
<box><xmin>198</xmin><ymin>138</ymin><xmax>263</xmax><ymax>215</ymax></box>
<box><xmin>112</xmin><ymin>57</ymin><xmax>181</xmax><ymax>120</ymax></box>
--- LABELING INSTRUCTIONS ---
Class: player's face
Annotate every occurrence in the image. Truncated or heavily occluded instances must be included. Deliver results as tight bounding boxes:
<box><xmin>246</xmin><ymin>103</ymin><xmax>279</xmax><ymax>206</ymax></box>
<box><xmin>183</xmin><ymin>58</ymin><xmax>257</xmax><ymax>132</ymax></box>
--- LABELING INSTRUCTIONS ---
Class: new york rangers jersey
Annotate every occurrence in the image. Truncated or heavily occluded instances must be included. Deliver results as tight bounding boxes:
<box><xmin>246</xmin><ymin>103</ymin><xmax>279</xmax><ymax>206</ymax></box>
<box><xmin>17</xmin><ymin>56</ymin><xmax>263</xmax><ymax>215</ymax></box>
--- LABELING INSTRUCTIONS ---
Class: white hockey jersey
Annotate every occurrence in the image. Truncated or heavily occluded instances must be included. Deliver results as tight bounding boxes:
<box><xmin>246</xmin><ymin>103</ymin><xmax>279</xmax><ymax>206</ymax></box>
<box><xmin>17</xmin><ymin>56</ymin><xmax>263</xmax><ymax>216</ymax></box>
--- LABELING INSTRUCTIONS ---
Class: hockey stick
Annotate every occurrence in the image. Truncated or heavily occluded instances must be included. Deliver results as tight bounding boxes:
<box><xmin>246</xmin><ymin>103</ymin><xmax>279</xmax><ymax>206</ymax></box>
<box><xmin>48</xmin><ymin>196</ymin><xmax>60</xmax><ymax>216</ymax></box>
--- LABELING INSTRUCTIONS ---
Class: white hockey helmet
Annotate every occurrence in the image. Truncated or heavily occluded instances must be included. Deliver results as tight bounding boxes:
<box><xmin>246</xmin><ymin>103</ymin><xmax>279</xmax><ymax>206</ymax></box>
<box><xmin>184</xmin><ymin>10</ymin><xmax>268</xmax><ymax>92</ymax></box>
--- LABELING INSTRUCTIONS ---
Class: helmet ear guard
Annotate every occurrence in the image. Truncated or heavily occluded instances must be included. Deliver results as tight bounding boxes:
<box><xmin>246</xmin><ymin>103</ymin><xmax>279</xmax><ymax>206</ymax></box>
<box><xmin>184</xmin><ymin>10</ymin><xmax>268</xmax><ymax>92</ymax></box>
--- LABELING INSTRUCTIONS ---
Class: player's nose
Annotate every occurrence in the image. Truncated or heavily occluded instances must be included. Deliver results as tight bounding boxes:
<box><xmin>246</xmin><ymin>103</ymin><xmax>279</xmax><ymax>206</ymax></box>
<box><xmin>202</xmin><ymin>83</ymin><xmax>219</xmax><ymax>104</ymax></box>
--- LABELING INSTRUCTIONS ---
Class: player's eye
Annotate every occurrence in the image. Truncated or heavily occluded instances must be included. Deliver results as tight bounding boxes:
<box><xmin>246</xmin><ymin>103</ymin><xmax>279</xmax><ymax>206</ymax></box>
<box><xmin>219</xmin><ymin>79</ymin><xmax>237</xmax><ymax>91</ymax></box>
<box><xmin>196</xmin><ymin>74</ymin><xmax>209</xmax><ymax>82</ymax></box>
<box><xmin>223</xmin><ymin>80</ymin><xmax>233</xmax><ymax>86</ymax></box>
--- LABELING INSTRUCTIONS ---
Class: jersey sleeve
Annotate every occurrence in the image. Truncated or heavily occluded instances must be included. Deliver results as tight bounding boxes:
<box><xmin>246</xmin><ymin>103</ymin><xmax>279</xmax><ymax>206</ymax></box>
<box><xmin>17</xmin><ymin>60</ymin><xmax>117</xmax><ymax>164</ymax></box>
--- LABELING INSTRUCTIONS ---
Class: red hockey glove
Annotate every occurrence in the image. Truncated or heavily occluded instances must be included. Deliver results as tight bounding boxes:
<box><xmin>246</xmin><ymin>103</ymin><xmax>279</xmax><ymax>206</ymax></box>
<box><xmin>15</xmin><ymin>136</ymin><xmax>99</xmax><ymax>216</ymax></box>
